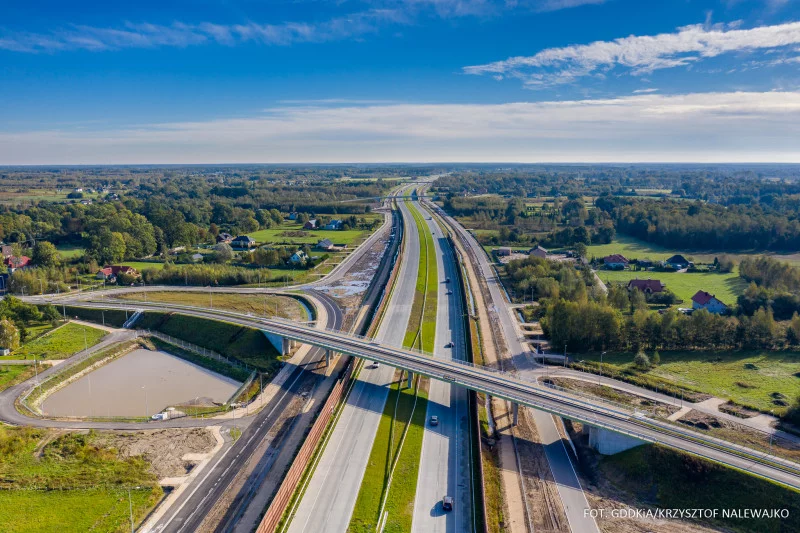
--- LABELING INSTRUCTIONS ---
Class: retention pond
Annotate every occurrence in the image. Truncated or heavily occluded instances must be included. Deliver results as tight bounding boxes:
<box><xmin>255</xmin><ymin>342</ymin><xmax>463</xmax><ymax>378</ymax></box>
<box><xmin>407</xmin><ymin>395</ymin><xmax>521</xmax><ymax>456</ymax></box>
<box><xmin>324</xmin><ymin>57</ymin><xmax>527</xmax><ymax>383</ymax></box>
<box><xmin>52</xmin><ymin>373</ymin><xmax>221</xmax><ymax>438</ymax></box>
<box><xmin>42</xmin><ymin>348</ymin><xmax>241</xmax><ymax>418</ymax></box>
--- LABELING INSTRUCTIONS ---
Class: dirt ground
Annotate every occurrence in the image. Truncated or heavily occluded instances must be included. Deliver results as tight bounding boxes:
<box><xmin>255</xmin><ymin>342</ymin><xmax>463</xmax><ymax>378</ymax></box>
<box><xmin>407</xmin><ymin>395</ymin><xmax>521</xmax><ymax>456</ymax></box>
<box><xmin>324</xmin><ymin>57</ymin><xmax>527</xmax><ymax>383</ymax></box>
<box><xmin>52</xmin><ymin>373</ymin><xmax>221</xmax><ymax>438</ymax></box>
<box><xmin>196</xmin><ymin>375</ymin><xmax>318</xmax><ymax>533</ymax></box>
<box><xmin>546</xmin><ymin>377</ymin><xmax>680</xmax><ymax>418</ymax></box>
<box><xmin>565</xmin><ymin>420</ymin><xmax>723</xmax><ymax>533</ymax></box>
<box><xmin>95</xmin><ymin>428</ymin><xmax>217</xmax><ymax>478</ymax></box>
<box><xmin>510</xmin><ymin>408</ymin><xmax>570</xmax><ymax>533</ymax></box>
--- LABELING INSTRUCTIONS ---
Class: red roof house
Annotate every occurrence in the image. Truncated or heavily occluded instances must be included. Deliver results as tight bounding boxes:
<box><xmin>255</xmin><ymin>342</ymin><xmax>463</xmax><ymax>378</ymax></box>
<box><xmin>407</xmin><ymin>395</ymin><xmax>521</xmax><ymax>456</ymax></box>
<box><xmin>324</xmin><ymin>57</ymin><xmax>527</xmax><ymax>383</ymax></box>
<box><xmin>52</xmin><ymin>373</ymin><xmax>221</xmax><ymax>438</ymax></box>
<box><xmin>4</xmin><ymin>256</ymin><xmax>30</xmax><ymax>271</ymax></box>
<box><xmin>107</xmin><ymin>265</ymin><xmax>139</xmax><ymax>276</ymax></box>
<box><xmin>627</xmin><ymin>279</ymin><xmax>665</xmax><ymax>294</ymax></box>
<box><xmin>691</xmin><ymin>290</ymin><xmax>728</xmax><ymax>314</ymax></box>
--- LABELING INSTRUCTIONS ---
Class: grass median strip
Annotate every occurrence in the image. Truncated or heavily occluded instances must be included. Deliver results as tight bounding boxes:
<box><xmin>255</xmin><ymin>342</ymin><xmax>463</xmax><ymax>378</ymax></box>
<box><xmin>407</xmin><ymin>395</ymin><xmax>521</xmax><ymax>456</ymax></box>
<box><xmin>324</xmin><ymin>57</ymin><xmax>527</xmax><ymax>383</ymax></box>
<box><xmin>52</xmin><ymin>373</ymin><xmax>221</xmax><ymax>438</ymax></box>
<box><xmin>349</xmin><ymin>197</ymin><xmax>437</xmax><ymax>532</ymax></box>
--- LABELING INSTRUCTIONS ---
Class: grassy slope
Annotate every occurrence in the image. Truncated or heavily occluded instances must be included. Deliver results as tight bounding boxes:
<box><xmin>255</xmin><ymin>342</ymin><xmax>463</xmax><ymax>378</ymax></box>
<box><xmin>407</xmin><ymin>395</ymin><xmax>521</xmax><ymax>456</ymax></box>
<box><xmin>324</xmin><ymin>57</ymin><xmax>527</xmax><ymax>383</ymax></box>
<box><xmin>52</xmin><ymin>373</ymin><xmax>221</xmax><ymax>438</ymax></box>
<box><xmin>115</xmin><ymin>291</ymin><xmax>308</xmax><ymax>321</ymax></box>
<box><xmin>11</xmin><ymin>322</ymin><xmax>106</xmax><ymax>360</ymax></box>
<box><xmin>0</xmin><ymin>365</ymin><xmax>38</xmax><ymax>391</ymax></box>
<box><xmin>349</xmin><ymin>198</ymin><xmax>436</xmax><ymax>533</ymax></box>
<box><xmin>600</xmin><ymin>444</ymin><xmax>800</xmax><ymax>533</ymax></box>
<box><xmin>597</xmin><ymin>268</ymin><xmax>747</xmax><ymax>305</ymax></box>
<box><xmin>580</xmin><ymin>350</ymin><xmax>800</xmax><ymax>414</ymax></box>
<box><xmin>0</xmin><ymin>426</ymin><xmax>161</xmax><ymax>533</ymax></box>
<box><xmin>588</xmin><ymin>233</ymin><xmax>800</xmax><ymax>266</ymax></box>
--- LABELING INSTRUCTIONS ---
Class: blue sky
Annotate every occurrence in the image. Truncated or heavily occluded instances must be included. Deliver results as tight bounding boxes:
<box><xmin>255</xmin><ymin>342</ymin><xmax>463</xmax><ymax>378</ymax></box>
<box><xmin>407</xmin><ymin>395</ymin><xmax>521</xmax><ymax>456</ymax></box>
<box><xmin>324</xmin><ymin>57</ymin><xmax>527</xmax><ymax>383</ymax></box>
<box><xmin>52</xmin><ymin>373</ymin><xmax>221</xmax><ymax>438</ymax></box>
<box><xmin>1</xmin><ymin>0</ymin><xmax>800</xmax><ymax>163</ymax></box>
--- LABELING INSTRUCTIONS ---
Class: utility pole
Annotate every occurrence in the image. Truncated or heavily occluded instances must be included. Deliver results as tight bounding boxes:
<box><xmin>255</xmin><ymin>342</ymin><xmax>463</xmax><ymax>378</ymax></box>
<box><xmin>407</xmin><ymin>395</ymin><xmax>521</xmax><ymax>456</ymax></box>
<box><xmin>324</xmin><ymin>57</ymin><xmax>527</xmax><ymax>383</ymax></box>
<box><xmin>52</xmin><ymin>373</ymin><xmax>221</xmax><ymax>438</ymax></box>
<box><xmin>563</xmin><ymin>344</ymin><xmax>567</xmax><ymax>368</ymax></box>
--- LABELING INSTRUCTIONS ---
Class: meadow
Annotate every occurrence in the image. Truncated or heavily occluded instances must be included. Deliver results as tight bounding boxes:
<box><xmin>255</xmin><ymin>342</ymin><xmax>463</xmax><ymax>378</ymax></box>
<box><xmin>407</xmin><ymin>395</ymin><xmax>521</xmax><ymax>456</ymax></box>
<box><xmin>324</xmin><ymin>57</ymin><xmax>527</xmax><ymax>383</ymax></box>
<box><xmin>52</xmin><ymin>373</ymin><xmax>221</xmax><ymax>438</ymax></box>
<box><xmin>246</xmin><ymin>217</ymin><xmax>380</xmax><ymax>247</ymax></box>
<box><xmin>580</xmin><ymin>349</ymin><xmax>800</xmax><ymax>413</ymax></box>
<box><xmin>10</xmin><ymin>322</ymin><xmax>107</xmax><ymax>361</ymax></box>
<box><xmin>597</xmin><ymin>268</ymin><xmax>747</xmax><ymax>306</ymax></box>
<box><xmin>587</xmin><ymin>233</ymin><xmax>800</xmax><ymax>265</ymax></box>
<box><xmin>0</xmin><ymin>426</ymin><xmax>160</xmax><ymax>532</ymax></box>
<box><xmin>0</xmin><ymin>364</ymin><xmax>38</xmax><ymax>391</ymax></box>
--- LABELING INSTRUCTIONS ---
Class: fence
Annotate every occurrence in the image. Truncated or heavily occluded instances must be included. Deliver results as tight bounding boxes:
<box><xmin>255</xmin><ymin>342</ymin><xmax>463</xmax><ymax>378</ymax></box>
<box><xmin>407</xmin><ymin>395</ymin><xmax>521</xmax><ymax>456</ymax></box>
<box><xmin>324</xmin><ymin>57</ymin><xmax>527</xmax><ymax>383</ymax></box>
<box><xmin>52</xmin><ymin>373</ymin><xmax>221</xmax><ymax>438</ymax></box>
<box><xmin>142</xmin><ymin>329</ymin><xmax>253</xmax><ymax>372</ymax></box>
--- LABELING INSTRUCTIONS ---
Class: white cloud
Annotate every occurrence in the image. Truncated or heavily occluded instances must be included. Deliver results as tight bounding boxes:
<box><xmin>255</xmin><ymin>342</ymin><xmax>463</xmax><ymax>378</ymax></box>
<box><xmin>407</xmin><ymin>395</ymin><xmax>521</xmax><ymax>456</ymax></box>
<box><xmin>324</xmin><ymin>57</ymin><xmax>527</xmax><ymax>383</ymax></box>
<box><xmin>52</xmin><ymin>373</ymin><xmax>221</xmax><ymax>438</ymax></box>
<box><xmin>464</xmin><ymin>21</ymin><xmax>800</xmax><ymax>87</ymax></box>
<box><xmin>2</xmin><ymin>91</ymin><xmax>799</xmax><ymax>164</ymax></box>
<box><xmin>0</xmin><ymin>10</ymin><xmax>404</xmax><ymax>53</ymax></box>
<box><xmin>633</xmin><ymin>88</ymin><xmax>659</xmax><ymax>93</ymax></box>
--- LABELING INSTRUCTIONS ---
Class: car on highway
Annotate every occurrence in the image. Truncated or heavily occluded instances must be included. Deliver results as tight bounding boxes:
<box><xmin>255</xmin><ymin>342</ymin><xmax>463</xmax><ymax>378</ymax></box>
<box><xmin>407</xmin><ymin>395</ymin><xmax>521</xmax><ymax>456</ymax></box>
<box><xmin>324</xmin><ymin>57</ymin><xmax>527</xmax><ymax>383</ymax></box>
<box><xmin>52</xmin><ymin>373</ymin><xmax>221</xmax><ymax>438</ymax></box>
<box><xmin>445</xmin><ymin>277</ymin><xmax>451</xmax><ymax>283</ymax></box>
<box><xmin>442</xmin><ymin>496</ymin><xmax>454</xmax><ymax>512</ymax></box>
<box><xmin>446</xmin><ymin>289</ymin><xmax>453</xmax><ymax>295</ymax></box>
<box><xmin>446</xmin><ymin>341</ymin><xmax>454</xmax><ymax>348</ymax></box>
<box><xmin>429</xmin><ymin>415</ymin><xmax>439</xmax><ymax>426</ymax></box>
<box><xmin>370</xmin><ymin>362</ymin><xmax>380</xmax><ymax>369</ymax></box>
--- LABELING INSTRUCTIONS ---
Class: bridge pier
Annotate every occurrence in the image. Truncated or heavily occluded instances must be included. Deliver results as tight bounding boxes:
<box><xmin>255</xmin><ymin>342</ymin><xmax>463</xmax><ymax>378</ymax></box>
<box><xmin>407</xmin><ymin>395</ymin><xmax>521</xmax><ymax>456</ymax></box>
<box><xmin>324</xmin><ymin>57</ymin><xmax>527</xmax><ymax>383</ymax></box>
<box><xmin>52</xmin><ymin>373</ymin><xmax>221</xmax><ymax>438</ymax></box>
<box><xmin>407</xmin><ymin>371</ymin><xmax>413</xmax><ymax>389</ymax></box>
<box><xmin>588</xmin><ymin>426</ymin><xmax>644</xmax><ymax>455</ymax></box>
<box><xmin>512</xmin><ymin>402</ymin><xmax>519</xmax><ymax>426</ymax></box>
<box><xmin>263</xmin><ymin>332</ymin><xmax>294</xmax><ymax>356</ymax></box>
<box><xmin>325</xmin><ymin>349</ymin><xmax>334</xmax><ymax>367</ymax></box>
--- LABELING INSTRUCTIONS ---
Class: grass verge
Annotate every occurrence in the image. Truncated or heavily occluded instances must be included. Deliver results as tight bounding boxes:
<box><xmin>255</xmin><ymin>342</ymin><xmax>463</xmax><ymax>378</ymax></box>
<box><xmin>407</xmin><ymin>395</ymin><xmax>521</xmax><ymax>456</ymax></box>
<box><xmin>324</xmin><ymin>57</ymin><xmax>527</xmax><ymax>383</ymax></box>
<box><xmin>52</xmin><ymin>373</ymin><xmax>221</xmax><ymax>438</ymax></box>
<box><xmin>11</xmin><ymin>322</ymin><xmax>106</xmax><ymax>361</ymax></box>
<box><xmin>0</xmin><ymin>426</ymin><xmax>161</xmax><ymax>532</ymax></box>
<box><xmin>600</xmin><ymin>444</ymin><xmax>800</xmax><ymax>533</ymax></box>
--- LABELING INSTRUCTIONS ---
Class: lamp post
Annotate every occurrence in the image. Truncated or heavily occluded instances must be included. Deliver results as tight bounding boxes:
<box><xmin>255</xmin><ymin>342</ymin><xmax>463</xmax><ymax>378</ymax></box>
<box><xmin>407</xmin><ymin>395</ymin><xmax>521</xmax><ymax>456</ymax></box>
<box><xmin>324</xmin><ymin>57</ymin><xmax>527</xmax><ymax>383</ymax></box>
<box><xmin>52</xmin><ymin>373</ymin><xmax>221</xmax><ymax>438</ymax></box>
<box><xmin>128</xmin><ymin>486</ymin><xmax>141</xmax><ymax>533</ymax></box>
<box><xmin>599</xmin><ymin>351</ymin><xmax>606</xmax><ymax>387</ymax></box>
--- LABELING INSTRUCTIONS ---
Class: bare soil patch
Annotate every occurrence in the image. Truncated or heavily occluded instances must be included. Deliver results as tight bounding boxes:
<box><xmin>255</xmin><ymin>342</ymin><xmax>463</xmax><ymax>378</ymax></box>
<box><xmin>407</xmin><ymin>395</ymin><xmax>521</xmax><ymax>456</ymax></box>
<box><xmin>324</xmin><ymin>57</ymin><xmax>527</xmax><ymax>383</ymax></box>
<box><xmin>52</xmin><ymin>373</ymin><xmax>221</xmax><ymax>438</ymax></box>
<box><xmin>95</xmin><ymin>428</ymin><xmax>217</xmax><ymax>478</ymax></box>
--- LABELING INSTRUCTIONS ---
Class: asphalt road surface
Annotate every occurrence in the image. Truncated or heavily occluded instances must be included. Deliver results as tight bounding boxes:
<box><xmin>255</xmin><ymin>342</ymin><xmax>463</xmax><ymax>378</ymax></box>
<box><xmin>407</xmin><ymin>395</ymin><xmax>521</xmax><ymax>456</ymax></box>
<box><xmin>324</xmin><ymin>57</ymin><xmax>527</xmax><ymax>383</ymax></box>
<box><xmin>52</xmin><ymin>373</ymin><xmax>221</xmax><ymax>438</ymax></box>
<box><xmin>412</xmin><ymin>199</ymin><xmax>472</xmax><ymax>533</ymax></box>
<box><xmin>286</xmin><ymin>191</ymin><xmax>420</xmax><ymax>533</ymax></box>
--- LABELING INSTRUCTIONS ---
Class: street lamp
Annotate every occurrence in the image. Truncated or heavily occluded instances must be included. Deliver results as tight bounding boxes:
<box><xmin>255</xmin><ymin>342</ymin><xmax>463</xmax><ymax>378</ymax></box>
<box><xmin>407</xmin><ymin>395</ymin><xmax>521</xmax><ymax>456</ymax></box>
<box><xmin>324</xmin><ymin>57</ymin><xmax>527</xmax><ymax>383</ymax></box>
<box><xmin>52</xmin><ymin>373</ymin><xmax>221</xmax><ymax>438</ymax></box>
<box><xmin>128</xmin><ymin>486</ymin><xmax>141</xmax><ymax>533</ymax></box>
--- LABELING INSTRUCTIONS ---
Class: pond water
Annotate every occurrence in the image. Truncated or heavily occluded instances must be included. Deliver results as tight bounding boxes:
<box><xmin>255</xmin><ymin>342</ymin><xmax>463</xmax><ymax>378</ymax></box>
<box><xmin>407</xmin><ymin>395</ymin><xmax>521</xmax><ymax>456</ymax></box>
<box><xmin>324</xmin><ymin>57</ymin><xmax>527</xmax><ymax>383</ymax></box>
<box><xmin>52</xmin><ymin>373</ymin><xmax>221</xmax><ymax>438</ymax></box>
<box><xmin>42</xmin><ymin>348</ymin><xmax>241</xmax><ymax>418</ymax></box>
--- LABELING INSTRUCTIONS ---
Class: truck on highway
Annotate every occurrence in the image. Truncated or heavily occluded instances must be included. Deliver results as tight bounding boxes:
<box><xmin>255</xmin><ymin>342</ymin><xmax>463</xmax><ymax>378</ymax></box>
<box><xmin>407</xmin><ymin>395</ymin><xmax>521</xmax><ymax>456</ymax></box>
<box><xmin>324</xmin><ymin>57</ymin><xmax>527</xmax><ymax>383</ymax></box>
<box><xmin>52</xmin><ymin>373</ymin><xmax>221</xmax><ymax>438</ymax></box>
<box><xmin>442</xmin><ymin>496</ymin><xmax>454</xmax><ymax>512</ymax></box>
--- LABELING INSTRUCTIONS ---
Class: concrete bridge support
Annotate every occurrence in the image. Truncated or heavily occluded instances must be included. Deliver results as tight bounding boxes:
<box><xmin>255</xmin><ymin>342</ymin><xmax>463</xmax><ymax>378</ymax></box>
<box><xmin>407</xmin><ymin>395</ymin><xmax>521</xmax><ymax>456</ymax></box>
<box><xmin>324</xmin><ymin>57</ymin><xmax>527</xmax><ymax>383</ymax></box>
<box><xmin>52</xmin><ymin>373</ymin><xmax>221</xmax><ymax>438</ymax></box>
<box><xmin>588</xmin><ymin>426</ymin><xmax>645</xmax><ymax>455</ymax></box>
<box><xmin>325</xmin><ymin>349</ymin><xmax>335</xmax><ymax>367</ymax></box>
<box><xmin>512</xmin><ymin>402</ymin><xmax>519</xmax><ymax>426</ymax></box>
<box><xmin>407</xmin><ymin>371</ymin><xmax>413</xmax><ymax>389</ymax></box>
<box><xmin>263</xmin><ymin>332</ymin><xmax>293</xmax><ymax>356</ymax></box>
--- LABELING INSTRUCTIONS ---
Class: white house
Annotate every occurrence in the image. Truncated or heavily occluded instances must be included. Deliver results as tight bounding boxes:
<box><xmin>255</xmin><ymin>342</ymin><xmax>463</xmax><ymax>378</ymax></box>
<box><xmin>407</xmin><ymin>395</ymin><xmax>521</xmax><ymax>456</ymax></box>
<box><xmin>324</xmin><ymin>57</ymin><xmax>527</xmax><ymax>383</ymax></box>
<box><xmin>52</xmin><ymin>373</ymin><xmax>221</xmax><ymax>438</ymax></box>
<box><xmin>290</xmin><ymin>250</ymin><xmax>308</xmax><ymax>264</ymax></box>
<box><xmin>530</xmin><ymin>246</ymin><xmax>548</xmax><ymax>259</ymax></box>
<box><xmin>691</xmin><ymin>290</ymin><xmax>728</xmax><ymax>314</ymax></box>
<box><xmin>323</xmin><ymin>220</ymin><xmax>343</xmax><ymax>230</ymax></box>
<box><xmin>315</xmin><ymin>239</ymin><xmax>335</xmax><ymax>251</ymax></box>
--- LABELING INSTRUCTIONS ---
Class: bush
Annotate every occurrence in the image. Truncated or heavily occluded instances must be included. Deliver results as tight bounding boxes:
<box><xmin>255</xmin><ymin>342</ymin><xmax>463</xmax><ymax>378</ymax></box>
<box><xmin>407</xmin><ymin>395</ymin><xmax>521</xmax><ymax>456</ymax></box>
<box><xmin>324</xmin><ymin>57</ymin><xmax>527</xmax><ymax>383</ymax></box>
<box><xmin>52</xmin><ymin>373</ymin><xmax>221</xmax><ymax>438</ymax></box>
<box><xmin>651</xmin><ymin>350</ymin><xmax>660</xmax><ymax>365</ymax></box>
<box><xmin>634</xmin><ymin>350</ymin><xmax>650</xmax><ymax>370</ymax></box>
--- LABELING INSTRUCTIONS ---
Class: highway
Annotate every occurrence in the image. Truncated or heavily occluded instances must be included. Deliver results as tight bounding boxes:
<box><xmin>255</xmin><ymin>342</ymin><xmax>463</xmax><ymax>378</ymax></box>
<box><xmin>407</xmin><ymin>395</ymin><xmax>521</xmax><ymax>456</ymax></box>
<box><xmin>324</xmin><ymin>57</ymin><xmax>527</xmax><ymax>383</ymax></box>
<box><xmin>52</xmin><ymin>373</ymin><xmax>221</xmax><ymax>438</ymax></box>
<box><xmin>285</xmin><ymin>192</ymin><xmax>419</xmax><ymax>533</ymax></box>
<box><xmin>26</xmin><ymin>276</ymin><xmax>800</xmax><ymax>494</ymax></box>
<box><xmin>412</xmin><ymin>198</ymin><xmax>472</xmax><ymax>532</ymax></box>
<box><xmin>423</xmin><ymin>197</ymin><xmax>599</xmax><ymax>532</ymax></box>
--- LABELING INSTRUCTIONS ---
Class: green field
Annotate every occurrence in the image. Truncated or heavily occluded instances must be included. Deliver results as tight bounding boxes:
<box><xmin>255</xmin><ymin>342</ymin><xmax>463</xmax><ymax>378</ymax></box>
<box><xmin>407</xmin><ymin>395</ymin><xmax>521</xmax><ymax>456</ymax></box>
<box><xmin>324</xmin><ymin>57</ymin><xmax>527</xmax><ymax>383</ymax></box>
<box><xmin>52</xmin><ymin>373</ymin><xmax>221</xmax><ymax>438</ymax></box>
<box><xmin>121</xmin><ymin>261</ymin><xmax>169</xmax><ymax>271</ymax></box>
<box><xmin>599</xmin><ymin>444</ymin><xmax>800</xmax><ymax>533</ymax></box>
<box><xmin>580</xmin><ymin>350</ymin><xmax>800</xmax><ymax>414</ymax></box>
<box><xmin>349</xmin><ymin>199</ymin><xmax>435</xmax><ymax>532</ymax></box>
<box><xmin>115</xmin><ymin>291</ymin><xmax>308</xmax><ymax>321</ymax></box>
<box><xmin>597</xmin><ymin>268</ymin><xmax>747</xmax><ymax>306</ymax></box>
<box><xmin>0</xmin><ymin>426</ymin><xmax>160</xmax><ymax>533</ymax></box>
<box><xmin>10</xmin><ymin>322</ymin><xmax>106</xmax><ymax>360</ymax></box>
<box><xmin>0</xmin><ymin>365</ymin><xmax>38</xmax><ymax>391</ymax></box>
<box><xmin>55</xmin><ymin>244</ymin><xmax>84</xmax><ymax>259</ymax></box>
<box><xmin>247</xmin><ymin>216</ymin><xmax>381</xmax><ymax>247</ymax></box>
<box><xmin>588</xmin><ymin>233</ymin><xmax>800</xmax><ymax>265</ymax></box>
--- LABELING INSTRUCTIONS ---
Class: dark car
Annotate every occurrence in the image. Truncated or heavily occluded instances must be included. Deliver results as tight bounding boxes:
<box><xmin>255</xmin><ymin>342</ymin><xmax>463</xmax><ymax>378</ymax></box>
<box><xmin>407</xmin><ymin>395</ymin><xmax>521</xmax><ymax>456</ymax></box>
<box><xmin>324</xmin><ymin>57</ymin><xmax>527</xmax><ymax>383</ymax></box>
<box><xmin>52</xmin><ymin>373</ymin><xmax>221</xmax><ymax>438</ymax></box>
<box><xmin>442</xmin><ymin>496</ymin><xmax>454</xmax><ymax>512</ymax></box>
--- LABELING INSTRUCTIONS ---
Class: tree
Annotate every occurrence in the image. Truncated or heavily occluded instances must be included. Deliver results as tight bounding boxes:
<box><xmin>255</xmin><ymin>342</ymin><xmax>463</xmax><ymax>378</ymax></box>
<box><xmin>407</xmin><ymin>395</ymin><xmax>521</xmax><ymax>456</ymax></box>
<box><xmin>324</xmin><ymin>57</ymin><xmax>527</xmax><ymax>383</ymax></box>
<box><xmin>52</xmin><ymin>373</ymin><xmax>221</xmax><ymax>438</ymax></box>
<box><xmin>633</xmin><ymin>350</ymin><xmax>650</xmax><ymax>370</ymax></box>
<box><xmin>651</xmin><ymin>350</ymin><xmax>661</xmax><ymax>365</ymax></box>
<box><xmin>787</xmin><ymin>313</ymin><xmax>800</xmax><ymax>345</ymax></box>
<box><xmin>212</xmin><ymin>243</ymin><xmax>233</xmax><ymax>263</ymax></box>
<box><xmin>32</xmin><ymin>241</ymin><xmax>59</xmax><ymax>267</ymax></box>
<box><xmin>0</xmin><ymin>318</ymin><xmax>20</xmax><ymax>350</ymax></box>
<box><xmin>41</xmin><ymin>304</ymin><xmax>62</xmax><ymax>324</ymax></box>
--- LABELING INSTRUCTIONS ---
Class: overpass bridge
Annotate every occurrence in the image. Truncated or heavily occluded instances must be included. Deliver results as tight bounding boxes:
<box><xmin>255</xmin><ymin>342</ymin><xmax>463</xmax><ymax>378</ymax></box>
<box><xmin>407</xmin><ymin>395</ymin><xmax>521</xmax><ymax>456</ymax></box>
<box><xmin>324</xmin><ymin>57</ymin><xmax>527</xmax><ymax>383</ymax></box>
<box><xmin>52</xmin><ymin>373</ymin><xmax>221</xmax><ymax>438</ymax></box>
<box><xmin>51</xmin><ymin>298</ymin><xmax>800</xmax><ymax>491</ymax></box>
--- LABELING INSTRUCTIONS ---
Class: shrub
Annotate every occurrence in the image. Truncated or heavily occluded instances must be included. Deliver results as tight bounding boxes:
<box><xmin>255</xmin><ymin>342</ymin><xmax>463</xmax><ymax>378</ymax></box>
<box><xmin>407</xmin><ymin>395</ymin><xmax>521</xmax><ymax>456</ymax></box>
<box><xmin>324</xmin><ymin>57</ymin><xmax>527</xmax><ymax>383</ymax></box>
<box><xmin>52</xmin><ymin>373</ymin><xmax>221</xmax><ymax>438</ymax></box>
<box><xmin>633</xmin><ymin>350</ymin><xmax>650</xmax><ymax>370</ymax></box>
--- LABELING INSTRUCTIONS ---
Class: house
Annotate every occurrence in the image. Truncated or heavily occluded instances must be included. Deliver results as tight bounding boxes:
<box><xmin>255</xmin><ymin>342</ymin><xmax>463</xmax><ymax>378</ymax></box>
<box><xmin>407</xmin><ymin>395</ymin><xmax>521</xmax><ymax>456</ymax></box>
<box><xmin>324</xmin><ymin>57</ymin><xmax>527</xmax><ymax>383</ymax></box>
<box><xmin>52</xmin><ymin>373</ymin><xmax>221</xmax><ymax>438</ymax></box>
<box><xmin>627</xmin><ymin>278</ymin><xmax>666</xmax><ymax>294</ymax></box>
<box><xmin>191</xmin><ymin>253</ymin><xmax>204</xmax><ymax>262</ymax></box>
<box><xmin>323</xmin><ymin>220</ymin><xmax>343</xmax><ymax>230</ymax></box>
<box><xmin>496</xmin><ymin>247</ymin><xmax>512</xmax><ymax>257</ymax></box>
<box><xmin>288</xmin><ymin>212</ymin><xmax>298</xmax><ymax>221</ymax></box>
<box><xmin>315</xmin><ymin>239</ymin><xmax>335</xmax><ymax>251</ymax></box>
<box><xmin>304</xmin><ymin>219</ymin><xmax>318</xmax><ymax>230</ymax></box>
<box><xmin>0</xmin><ymin>244</ymin><xmax>12</xmax><ymax>259</ymax></box>
<box><xmin>96</xmin><ymin>267</ymin><xmax>113</xmax><ymax>280</ymax></box>
<box><xmin>289</xmin><ymin>250</ymin><xmax>308</xmax><ymax>264</ymax></box>
<box><xmin>108</xmin><ymin>265</ymin><xmax>138</xmax><ymax>277</ymax></box>
<box><xmin>603</xmin><ymin>254</ymin><xmax>629</xmax><ymax>270</ymax></box>
<box><xmin>530</xmin><ymin>246</ymin><xmax>548</xmax><ymax>259</ymax></box>
<box><xmin>691</xmin><ymin>291</ymin><xmax>728</xmax><ymax>314</ymax></box>
<box><xmin>0</xmin><ymin>348</ymin><xmax>10</xmax><ymax>357</ymax></box>
<box><xmin>168</xmin><ymin>246</ymin><xmax>186</xmax><ymax>255</ymax></box>
<box><xmin>4</xmin><ymin>256</ymin><xmax>30</xmax><ymax>272</ymax></box>
<box><xmin>231</xmin><ymin>235</ymin><xmax>256</xmax><ymax>249</ymax></box>
<box><xmin>73</xmin><ymin>187</ymin><xmax>83</xmax><ymax>193</ymax></box>
<box><xmin>216</xmin><ymin>233</ymin><xmax>233</xmax><ymax>244</ymax></box>
<box><xmin>665</xmin><ymin>254</ymin><xmax>692</xmax><ymax>270</ymax></box>
<box><xmin>637</xmin><ymin>259</ymin><xmax>654</xmax><ymax>269</ymax></box>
